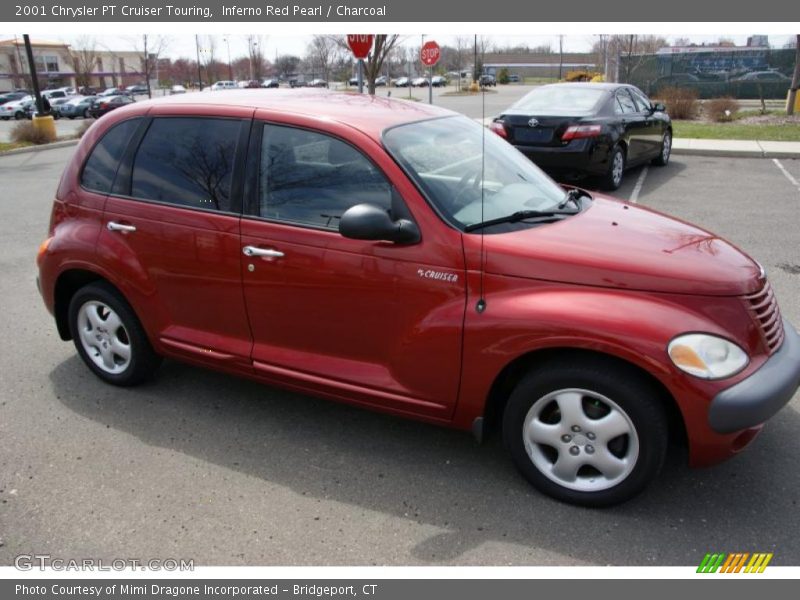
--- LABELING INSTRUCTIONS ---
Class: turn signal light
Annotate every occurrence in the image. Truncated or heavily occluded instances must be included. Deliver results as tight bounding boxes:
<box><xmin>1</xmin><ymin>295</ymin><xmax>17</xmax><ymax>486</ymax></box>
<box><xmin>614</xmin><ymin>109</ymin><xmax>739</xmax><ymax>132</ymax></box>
<box><xmin>562</xmin><ymin>124</ymin><xmax>602</xmax><ymax>141</ymax></box>
<box><xmin>489</xmin><ymin>121</ymin><xmax>508</xmax><ymax>139</ymax></box>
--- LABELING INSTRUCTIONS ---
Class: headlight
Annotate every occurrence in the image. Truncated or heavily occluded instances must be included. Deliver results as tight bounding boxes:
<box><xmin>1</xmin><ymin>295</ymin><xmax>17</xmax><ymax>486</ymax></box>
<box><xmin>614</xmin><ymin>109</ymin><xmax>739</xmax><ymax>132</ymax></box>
<box><xmin>667</xmin><ymin>334</ymin><xmax>749</xmax><ymax>380</ymax></box>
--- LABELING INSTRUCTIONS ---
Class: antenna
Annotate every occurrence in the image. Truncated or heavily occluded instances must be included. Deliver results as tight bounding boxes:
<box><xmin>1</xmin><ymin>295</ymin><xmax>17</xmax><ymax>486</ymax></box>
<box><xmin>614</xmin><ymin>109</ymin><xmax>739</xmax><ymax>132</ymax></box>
<box><xmin>476</xmin><ymin>72</ymin><xmax>487</xmax><ymax>314</ymax></box>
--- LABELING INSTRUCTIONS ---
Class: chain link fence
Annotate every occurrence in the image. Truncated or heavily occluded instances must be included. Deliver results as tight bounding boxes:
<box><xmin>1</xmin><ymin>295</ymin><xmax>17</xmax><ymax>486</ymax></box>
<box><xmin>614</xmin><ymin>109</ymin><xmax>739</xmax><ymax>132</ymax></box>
<box><xmin>621</xmin><ymin>48</ymin><xmax>795</xmax><ymax>99</ymax></box>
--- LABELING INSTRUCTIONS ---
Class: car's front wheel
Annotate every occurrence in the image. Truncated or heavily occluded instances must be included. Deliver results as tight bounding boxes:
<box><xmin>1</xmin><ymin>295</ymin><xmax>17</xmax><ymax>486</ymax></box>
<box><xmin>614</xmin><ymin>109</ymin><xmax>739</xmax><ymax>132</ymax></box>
<box><xmin>652</xmin><ymin>130</ymin><xmax>672</xmax><ymax>166</ymax></box>
<box><xmin>68</xmin><ymin>282</ymin><xmax>161</xmax><ymax>386</ymax></box>
<box><xmin>502</xmin><ymin>358</ymin><xmax>668</xmax><ymax>507</ymax></box>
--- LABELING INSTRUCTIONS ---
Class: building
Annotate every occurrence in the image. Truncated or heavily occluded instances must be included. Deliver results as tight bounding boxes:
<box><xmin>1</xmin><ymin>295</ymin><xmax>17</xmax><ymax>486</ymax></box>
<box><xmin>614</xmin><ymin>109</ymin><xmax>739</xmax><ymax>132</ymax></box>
<box><xmin>0</xmin><ymin>38</ymin><xmax>145</xmax><ymax>92</ymax></box>
<box><xmin>481</xmin><ymin>52</ymin><xmax>598</xmax><ymax>79</ymax></box>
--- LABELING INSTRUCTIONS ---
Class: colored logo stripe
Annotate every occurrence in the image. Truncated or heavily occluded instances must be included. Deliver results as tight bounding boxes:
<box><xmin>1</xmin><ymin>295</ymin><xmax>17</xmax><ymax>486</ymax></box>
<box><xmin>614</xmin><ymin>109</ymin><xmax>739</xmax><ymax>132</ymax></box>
<box><xmin>697</xmin><ymin>552</ymin><xmax>773</xmax><ymax>573</ymax></box>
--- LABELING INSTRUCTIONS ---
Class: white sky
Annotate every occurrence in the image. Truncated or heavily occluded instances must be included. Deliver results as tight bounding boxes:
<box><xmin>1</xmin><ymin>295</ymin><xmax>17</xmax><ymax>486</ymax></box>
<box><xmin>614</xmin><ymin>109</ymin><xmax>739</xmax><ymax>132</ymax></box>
<box><xmin>8</xmin><ymin>33</ymin><xmax>796</xmax><ymax>61</ymax></box>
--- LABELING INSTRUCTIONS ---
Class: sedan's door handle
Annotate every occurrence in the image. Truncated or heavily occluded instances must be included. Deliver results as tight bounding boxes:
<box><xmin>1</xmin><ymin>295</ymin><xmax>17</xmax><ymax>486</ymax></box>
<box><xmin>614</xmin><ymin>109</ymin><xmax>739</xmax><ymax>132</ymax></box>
<box><xmin>107</xmin><ymin>221</ymin><xmax>136</xmax><ymax>233</ymax></box>
<box><xmin>243</xmin><ymin>245</ymin><xmax>284</xmax><ymax>258</ymax></box>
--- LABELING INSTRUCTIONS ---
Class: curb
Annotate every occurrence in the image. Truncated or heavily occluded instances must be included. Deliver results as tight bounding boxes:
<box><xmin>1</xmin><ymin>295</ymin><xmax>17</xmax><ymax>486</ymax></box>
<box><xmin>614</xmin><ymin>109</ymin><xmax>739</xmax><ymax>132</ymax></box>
<box><xmin>671</xmin><ymin>147</ymin><xmax>766</xmax><ymax>158</ymax></box>
<box><xmin>0</xmin><ymin>138</ymin><xmax>80</xmax><ymax>157</ymax></box>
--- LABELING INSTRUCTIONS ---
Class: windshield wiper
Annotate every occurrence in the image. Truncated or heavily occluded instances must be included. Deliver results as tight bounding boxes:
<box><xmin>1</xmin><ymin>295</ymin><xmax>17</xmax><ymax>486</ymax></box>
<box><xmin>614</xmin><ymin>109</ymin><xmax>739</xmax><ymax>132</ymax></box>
<box><xmin>558</xmin><ymin>187</ymin><xmax>591</xmax><ymax>210</ymax></box>
<box><xmin>464</xmin><ymin>208</ymin><xmax>578</xmax><ymax>232</ymax></box>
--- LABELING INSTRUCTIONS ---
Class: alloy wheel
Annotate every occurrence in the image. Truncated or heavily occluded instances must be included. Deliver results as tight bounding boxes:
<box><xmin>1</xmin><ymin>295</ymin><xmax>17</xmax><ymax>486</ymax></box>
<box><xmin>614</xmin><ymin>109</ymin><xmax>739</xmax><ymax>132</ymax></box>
<box><xmin>76</xmin><ymin>300</ymin><xmax>132</xmax><ymax>375</ymax></box>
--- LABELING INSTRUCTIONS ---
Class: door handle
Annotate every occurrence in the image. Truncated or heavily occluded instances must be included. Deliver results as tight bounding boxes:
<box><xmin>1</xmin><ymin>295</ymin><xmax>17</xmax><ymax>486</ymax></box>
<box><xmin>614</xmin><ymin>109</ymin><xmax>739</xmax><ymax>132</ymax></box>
<box><xmin>243</xmin><ymin>245</ymin><xmax>284</xmax><ymax>258</ymax></box>
<box><xmin>107</xmin><ymin>221</ymin><xmax>136</xmax><ymax>233</ymax></box>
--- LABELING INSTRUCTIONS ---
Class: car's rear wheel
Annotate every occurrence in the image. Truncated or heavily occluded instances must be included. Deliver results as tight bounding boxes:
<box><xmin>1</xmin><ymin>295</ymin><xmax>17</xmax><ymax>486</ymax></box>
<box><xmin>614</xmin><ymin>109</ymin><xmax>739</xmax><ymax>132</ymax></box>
<box><xmin>68</xmin><ymin>282</ymin><xmax>161</xmax><ymax>386</ymax></box>
<box><xmin>14</xmin><ymin>111</ymin><xmax>24</xmax><ymax>120</ymax></box>
<box><xmin>502</xmin><ymin>358</ymin><xmax>668</xmax><ymax>507</ymax></box>
<box><xmin>652</xmin><ymin>131</ymin><xmax>671</xmax><ymax>166</ymax></box>
<box><xmin>601</xmin><ymin>145</ymin><xmax>626</xmax><ymax>190</ymax></box>
<box><xmin>83</xmin><ymin>108</ymin><xmax>89</xmax><ymax>118</ymax></box>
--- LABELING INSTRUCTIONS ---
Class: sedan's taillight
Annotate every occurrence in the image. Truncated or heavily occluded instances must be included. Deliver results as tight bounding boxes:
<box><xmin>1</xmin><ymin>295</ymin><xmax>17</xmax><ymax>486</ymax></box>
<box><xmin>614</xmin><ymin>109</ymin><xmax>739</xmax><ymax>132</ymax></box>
<box><xmin>489</xmin><ymin>121</ymin><xmax>508</xmax><ymax>139</ymax></box>
<box><xmin>561</xmin><ymin>124</ymin><xmax>602</xmax><ymax>141</ymax></box>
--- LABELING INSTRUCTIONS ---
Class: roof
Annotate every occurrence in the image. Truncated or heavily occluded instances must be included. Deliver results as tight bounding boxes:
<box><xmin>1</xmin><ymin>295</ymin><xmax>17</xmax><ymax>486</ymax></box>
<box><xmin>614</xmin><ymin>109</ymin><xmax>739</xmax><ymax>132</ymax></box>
<box><xmin>133</xmin><ymin>89</ymin><xmax>456</xmax><ymax>140</ymax></box>
<box><xmin>0</xmin><ymin>38</ymin><xmax>69</xmax><ymax>48</ymax></box>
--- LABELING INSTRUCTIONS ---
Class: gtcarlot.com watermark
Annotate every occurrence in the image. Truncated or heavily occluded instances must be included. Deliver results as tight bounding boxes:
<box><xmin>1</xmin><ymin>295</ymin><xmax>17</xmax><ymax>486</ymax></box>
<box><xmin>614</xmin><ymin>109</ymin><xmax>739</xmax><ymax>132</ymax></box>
<box><xmin>14</xmin><ymin>554</ymin><xmax>194</xmax><ymax>571</ymax></box>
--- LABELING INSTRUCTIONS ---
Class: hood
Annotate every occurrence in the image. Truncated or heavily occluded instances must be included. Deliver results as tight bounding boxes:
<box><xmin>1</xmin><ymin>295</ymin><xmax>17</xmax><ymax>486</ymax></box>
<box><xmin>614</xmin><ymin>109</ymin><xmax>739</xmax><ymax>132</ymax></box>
<box><xmin>480</xmin><ymin>195</ymin><xmax>762</xmax><ymax>296</ymax></box>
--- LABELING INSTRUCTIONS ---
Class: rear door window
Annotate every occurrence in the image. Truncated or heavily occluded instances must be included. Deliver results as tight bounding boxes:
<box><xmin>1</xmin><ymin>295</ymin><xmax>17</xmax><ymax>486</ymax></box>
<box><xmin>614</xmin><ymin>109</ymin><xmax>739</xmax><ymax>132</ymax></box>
<box><xmin>130</xmin><ymin>117</ymin><xmax>242</xmax><ymax>213</ymax></box>
<box><xmin>615</xmin><ymin>90</ymin><xmax>638</xmax><ymax>114</ymax></box>
<box><xmin>80</xmin><ymin>118</ymin><xmax>141</xmax><ymax>193</ymax></box>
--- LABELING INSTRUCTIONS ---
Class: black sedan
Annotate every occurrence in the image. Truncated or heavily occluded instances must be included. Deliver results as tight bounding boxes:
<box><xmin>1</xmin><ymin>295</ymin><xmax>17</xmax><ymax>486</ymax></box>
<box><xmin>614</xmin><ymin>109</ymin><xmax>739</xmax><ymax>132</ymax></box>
<box><xmin>490</xmin><ymin>83</ymin><xmax>672</xmax><ymax>190</ymax></box>
<box><xmin>88</xmin><ymin>95</ymin><xmax>134</xmax><ymax>119</ymax></box>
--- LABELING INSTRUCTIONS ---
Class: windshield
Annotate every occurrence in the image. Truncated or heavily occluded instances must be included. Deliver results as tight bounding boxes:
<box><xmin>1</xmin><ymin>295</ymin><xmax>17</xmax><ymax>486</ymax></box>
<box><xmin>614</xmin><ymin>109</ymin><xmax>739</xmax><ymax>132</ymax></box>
<box><xmin>383</xmin><ymin>116</ymin><xmax>567</xmax><ymax>232</ymax></box>
<box><xmin>509</xmin><ymin>86</ymin><xmax>607</xmax><ymax>115</ymax></box>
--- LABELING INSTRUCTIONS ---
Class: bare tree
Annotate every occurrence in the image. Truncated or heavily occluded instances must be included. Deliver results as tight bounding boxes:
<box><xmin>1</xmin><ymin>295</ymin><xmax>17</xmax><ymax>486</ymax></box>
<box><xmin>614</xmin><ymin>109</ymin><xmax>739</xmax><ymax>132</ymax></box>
<box><xmin>306</xmin><ymin>35</ymin><xmax>340</xmax><ymax>82</ymax></box>
<box><xmin>453</xmin><ymin>36</ymin><xmax>470</xmax><ymax>91</ymax></box>
<box><xmin>130</xmin><ymin>35</ymin><xmax>169</xmax><ymax>98</ymax></box>
<box><xmin>603</xmin><ymin>35</ymin><xmax>668</xmax><ymax>82</ymax></box>
<box><xmin>788</xmin><ymin>35</ymin><xmax>800</xmax><ymax>116</ymax></box>
<box><xmin>330</xmin><ymin>35</ymin><xmax>401</xmax><ymax>95</ymax></box>
<box><xmin>274</xmin><ymin>55</ymin><xmax>301</xmax><ymax>80</ymax></box>
<box><xmin>69</xmin><ymin>36</ymin><xmax>98</xmax><ymax>91</ymax></box>
<box><xmin>246</xmin><ymin>35</ymin><xmax>267</xmax><ymax>81</ymax></box>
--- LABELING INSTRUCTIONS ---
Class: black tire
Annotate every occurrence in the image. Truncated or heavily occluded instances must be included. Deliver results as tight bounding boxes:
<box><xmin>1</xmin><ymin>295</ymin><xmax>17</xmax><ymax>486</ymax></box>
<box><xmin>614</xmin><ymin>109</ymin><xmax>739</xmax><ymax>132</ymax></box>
<box><xmin>502</xmin><ymin>357</ymin><xmax>669</xmax><ymax>507</ymax></box>
<box><xmin>600</xmin><ymin>145</ymin><xmax>626</xmax><ymax>191</ymax></box>
<box><xmin>14</xmin><ymin>111</ymin><xmax>24</xmax><ymax>120</ymax></box>
<box><xmin>652</xmin><ymin>130</ymin><xmax>672</xmax><ymax>166</ymax></box>
<box><xmin>67</xmin><ymin>282</ymin><xmax>161</xmax><ymax>386</ymax></box>
<box><xmin>83</xmin><ymin>108</ymin><xmax>89</xmax><ymax>119</ymax></box>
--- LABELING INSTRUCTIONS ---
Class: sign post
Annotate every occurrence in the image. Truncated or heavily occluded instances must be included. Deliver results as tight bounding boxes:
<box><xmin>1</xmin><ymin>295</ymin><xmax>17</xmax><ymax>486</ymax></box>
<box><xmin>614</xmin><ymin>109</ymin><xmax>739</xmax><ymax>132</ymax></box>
<box><xmin>420</xmin><ymin>40</ymin><xmax>441</xmax><ymax>104</ymax></box>
<box><xmin>347</xmin><ymin>35</ymin><xmax>374</xmax><ymax>94</ymax></box>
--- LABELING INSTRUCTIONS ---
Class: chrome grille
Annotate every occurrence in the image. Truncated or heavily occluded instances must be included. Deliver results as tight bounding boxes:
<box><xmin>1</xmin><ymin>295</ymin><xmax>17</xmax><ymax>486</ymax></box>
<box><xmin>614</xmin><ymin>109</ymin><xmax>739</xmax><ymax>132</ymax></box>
<box><xmin>745</xmin><ymin>281</ymin><xmax>784</xmax><ymax>353</ymax></box>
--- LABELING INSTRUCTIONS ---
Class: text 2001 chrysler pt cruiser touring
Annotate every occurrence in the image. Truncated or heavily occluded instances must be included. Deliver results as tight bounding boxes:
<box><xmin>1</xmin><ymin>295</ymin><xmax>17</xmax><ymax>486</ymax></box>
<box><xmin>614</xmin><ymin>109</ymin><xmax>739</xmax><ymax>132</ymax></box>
<box><xmin>37</xmin><ymin>91</ymin><xmax>800</xmax><ymax>506</ymax></box>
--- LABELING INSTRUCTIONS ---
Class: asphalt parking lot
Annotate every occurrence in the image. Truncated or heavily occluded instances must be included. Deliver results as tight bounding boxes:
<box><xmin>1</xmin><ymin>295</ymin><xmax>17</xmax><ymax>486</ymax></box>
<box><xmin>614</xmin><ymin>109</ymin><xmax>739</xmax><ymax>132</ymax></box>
<box><xmin>0</xmin><ymin>144</ymin><xmax>799</xmax><ymax>566</ymax></box>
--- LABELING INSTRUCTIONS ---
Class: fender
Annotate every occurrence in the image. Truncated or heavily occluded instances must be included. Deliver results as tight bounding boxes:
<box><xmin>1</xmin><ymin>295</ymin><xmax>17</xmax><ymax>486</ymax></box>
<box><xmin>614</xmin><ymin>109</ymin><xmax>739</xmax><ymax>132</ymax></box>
<box><xmin>453</xmin><ymin>274</ymin><xmax>767</xmax><ymax>449</ymax></box>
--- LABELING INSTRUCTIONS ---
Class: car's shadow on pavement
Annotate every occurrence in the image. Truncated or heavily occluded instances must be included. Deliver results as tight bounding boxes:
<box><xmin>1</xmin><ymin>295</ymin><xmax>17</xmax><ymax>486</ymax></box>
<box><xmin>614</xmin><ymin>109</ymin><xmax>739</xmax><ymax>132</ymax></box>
<box><xmin>50</xmin><ymin>355</ymin><xmax>800</xmax><ymax>565</ymax></box>
<box><xmin>561</xmin><ymin>160</ymin><xmax>689</xmax><ymax>202</ymax></box>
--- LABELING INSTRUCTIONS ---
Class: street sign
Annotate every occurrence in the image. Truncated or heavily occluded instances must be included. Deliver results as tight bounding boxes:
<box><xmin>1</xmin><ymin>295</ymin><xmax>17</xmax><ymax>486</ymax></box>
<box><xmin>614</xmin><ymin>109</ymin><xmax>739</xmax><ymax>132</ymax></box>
<box><xmin>347</xmin><ymin>35</ymin><xmax>374</xmax><ymax>60</ymax></box>
<box><xmin>420</xmin><ymin>41</ymin><xmax>441</xmax><ymax>67</ymax></box>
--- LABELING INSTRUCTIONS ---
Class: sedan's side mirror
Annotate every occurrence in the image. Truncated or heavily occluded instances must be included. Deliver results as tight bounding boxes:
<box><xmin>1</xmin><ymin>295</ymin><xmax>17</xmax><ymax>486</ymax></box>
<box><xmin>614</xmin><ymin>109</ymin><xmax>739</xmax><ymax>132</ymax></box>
<box><xmin>652</xmin><ymin>102</ymin><xmax>666</xmax><ymax>113</ymax></box>
<box><xmin>339</xmin><ymin>203</ymin><xmax>420</xmax><ymax>244</ymax></box>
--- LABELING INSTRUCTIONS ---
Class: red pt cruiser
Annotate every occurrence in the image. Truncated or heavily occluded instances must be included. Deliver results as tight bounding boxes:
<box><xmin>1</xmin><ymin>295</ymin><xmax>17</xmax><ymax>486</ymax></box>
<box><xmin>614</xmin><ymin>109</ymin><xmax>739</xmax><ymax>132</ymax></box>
<box><xmin>37</xmin><ymin>91</ymin><xmax>800</xmax><ymax>506</ymax></box>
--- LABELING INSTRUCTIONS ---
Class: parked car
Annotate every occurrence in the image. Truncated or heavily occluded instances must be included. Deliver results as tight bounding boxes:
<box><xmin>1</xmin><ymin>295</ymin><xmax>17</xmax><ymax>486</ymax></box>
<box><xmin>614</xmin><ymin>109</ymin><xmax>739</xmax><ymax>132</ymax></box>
<box><xmin>98</xmin><ymin>87</ymin><xmax>129</xmax><ymax>97</ymax></box>
<box><xmin>308</xmin><ymin>79</ymin><xmax>329</xmax><ymax>88</ymax></box>
<box><xmin>411</xmin><ymin>77</ymin><xmax>430</xmax><ymax>87</ymax></box>
<box><xmin>490</xmin><ymin>83</ymin><xmax>672</xmax><ymax>190</ymax></box>
<box><xmin>393</xmin><ymin>77</ymin><xmax>410</xmax><ymax>87</ymax></box>
<box><xmin>375</xmin><ymin>75</ymin><xmax>388</xmax><ymax>87</ymax></box>
<box><xmin>28</xmin><ymin>96</ymin><xmax>70</xmax><ymax>119</ymax></box>
<box><xmin>210</xmin><ymin>80</ymin><xmax>237</xmax><ymax>91</ymax></box>
<box><xmin>431</xmin><ymin>75</ymin><xmax>448</xmax><ymax>87</ymax></box>
<box><xmin>288</xmin><ymin>79</ymin><xmax>306</xmax><ymax>88</ymax></box>
<box><xmin>732</xmin><ymin>71</ymin><xmax>791</xmax><ymax>82</ymax></box>
<box><xmin>479</xmin><ymin>74</ymin><xmax>497</xmax><ymax>87</ymax></box>
<box><xmin>0</xmin><ymin>96</ymin><xmax>33</xmax><ymax>120</ymax></box>
<box><xmin>126</xmin><ymin>85</ymin><xmax>149</xmax><ymax>95</ymax></box>
<box><xmin>87</xmin><ymin>95</ymin><xmax>134</xmax><ymax>118</ymax></box>
<box><xmin>42</xmin><ymin>89</ymin><xmax>68</xmax><ymax>100</ymax></box>
<box><xmin>36</xmin><ymin>91</ymin><xmax>800</xmax><ymax>507</ymax></box>
<box><xmin>261</xmin><ymin>79</ymin><xmax>280</xmax><ymax>88</ymax></box>
<box><xmin>57</xmin><ymin>95</ymin><xmax>97</xmax><ymax>119</ymax></box>
<box><xmin>0</xmin><ymin>91</ymin><xmax>28</xmax><ymax>105</ymax></box>
<box><xmin>508</xmin><ymin>74</ymin><xmax>521</xmax><ymax>83</ymax></box>
<box><xmin>169</xmin><ymin>85</ymin><xmax>187</xmax><ymax>95</ymax></box>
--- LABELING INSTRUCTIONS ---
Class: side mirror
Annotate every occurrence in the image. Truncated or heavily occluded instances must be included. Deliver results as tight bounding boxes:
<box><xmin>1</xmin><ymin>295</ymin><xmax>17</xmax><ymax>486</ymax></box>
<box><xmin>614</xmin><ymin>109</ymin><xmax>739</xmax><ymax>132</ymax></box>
<box><xmin>652</xmin><ymin>102</ymin><xmax>666</xmax><ymax>113</ymax></box>
<box><xmin>339</xmin><ymin>203</ymin><xmax>420</xmax><ymax>244</ymax></box>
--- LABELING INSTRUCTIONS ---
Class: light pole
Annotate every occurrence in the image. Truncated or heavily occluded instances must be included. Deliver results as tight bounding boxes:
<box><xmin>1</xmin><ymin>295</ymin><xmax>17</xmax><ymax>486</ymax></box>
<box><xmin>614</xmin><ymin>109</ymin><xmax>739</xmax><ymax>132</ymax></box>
<box><xmin>223</xmin><ymin>36</ymin><xmax>233</xmax><ymax>81</ymax></box>
<box><xmin>195</xmin><ymin>35</ymin><xmax>203</xmax><ymax>91</ymax></box>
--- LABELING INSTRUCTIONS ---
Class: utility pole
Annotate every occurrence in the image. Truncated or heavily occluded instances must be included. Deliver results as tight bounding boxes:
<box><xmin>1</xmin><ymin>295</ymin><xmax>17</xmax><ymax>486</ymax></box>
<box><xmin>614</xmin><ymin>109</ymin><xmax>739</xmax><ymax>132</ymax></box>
<box><xmin>559</xmin><ymin>35</ymin><xmax>564</xmax><ymax>80</ymax></box>
<box><xmin>195</xmin><ymin>35</ymin><xmax>203</xmax><ymax>91</ymax></box>
<box><xmin>224</xmin><ymin>37</ymin><xmax>233</xmax><ymax>81</ymax></box>
<box><xmin>788</xmin><ymin>34</ymin><xmax>800</xmax><ymax>116</ymax></box>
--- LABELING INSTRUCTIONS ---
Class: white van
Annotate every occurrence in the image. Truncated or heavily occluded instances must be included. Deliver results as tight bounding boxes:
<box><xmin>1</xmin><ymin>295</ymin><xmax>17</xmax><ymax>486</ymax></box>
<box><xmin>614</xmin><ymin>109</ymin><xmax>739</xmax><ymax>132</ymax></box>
<box><xmin>210</xmin><ymin>81</ymin><xmax>237</xmax><ymax>91</ymax></box>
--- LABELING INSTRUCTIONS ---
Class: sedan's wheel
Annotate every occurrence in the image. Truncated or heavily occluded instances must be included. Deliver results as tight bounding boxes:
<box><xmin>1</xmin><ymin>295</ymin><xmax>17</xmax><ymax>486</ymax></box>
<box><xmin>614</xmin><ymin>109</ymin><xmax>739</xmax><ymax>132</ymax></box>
<box><xmin>652</xmin><ymin>131</ymin><xmax>672</xmax><ymax>166</ymax></box>
<box><xmin>83</xmin><ymin>108</ymin><xmax>89</xmax><ymax>118</ymax></box>
<box><xmin>68</xmin><ymin>282</ymin><xmax>161</xmax><ymax>386</ymax></box>
<box><xmin>14</xmin><ymin>111</ymin><xmax>23</xmax><ymax>120</ymax></box>
<box><xmin>502</xmin><ymin>358</ymin><xmax>668</xmax><ymax>507</ymax></box>
<box><xmin>601</xmin><ymin>146</ymin><xmax>625</xmax><ymax>190</ymax></box>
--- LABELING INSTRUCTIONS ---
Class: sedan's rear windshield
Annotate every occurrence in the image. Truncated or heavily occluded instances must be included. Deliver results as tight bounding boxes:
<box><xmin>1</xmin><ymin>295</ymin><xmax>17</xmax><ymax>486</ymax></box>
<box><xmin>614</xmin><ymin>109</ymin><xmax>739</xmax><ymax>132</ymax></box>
<box><xmin>509</xmin><ymin>86</ymin><xmax>607</xmax><ymax>115</ymax></box>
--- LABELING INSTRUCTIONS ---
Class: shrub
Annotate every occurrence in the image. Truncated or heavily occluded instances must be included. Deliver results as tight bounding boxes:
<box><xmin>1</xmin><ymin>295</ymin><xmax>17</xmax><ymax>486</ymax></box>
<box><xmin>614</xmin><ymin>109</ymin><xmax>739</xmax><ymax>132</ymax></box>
<box><xmin>75</xmin><ymin>120</ymin><xmax>93</xmax><ymax>139</ymax></box>
<box><xmin>10</xmin><ymin>120</ymin><xmax>56</xmax><ymax>145</ymax></box>
<box><xmin>656</xmin><ymin>86</ymin><xmax>698</xmax><ymax>120</ymax></box>
<box><xmin>706</xmin><ymin>96</ymin><xmax>739</xmax><ymax>122</ymax></box>
<box><xmin>497</xmin><ymin>68</ymin><xmax>510</xmax><ymax>85</ymax></box>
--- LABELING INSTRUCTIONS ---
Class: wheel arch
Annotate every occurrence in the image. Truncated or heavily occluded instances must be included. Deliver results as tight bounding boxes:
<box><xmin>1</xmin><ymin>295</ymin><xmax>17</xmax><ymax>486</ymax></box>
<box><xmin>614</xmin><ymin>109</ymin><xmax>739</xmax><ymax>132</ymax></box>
<box><xmin>480</xmin><ymin>347</ymin><xmax>686</xmax><ymax>450</ymax></box>
<box><xmin>54</xmin><ymin>269</ymin><xmax>122</xmax><ymax>340</ymax></box>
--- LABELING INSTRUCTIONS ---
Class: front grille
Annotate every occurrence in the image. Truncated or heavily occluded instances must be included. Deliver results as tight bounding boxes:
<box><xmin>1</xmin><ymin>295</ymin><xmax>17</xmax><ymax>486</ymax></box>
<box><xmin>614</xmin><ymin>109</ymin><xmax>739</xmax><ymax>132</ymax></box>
<box><xmin>745</xmin><ymin>281</ymin><xmax>784</xmax><ymax>354</ymax></box>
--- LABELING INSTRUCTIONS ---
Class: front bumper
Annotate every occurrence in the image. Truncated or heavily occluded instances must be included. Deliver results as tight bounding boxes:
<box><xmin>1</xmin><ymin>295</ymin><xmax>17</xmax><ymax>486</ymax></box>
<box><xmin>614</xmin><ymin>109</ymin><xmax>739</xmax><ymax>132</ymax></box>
<box><xmin>708</xmin><ymin>319</ymin><xmax>800</xmax><ymax>434</ymax></box>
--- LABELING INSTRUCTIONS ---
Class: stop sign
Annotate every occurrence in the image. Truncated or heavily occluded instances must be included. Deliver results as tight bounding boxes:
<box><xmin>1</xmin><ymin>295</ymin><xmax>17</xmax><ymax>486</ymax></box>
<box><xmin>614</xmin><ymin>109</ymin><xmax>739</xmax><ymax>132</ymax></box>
<box><xmin>347</xmin><ymin>35</ymin><xmax>374</xmax><ymax>60</ymax></box>
<box><xmin>420</xmin><ymin>41</ymin><xmax>441</xmax><ymax>67</ymax></box>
